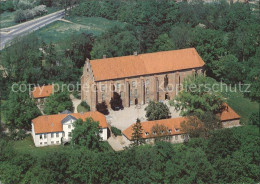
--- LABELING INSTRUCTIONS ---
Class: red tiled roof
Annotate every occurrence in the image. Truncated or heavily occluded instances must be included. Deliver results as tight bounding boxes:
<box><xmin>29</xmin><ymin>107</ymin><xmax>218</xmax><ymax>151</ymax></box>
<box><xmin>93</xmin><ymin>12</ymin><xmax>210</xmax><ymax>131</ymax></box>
<box><xmin>32</xmin><ymin>85</ymin><xmax>53</xmax><ymax>98</ymax></box>
<box><xmin>218</xmin><ymin>103</ymin><xmax>240</xmax><ymax>121</ymax></box>
<box><xmin>90</xmin><ymin>48</ymin><xmax>205</xmax><ymax>81</ymax></box>
<box><xmin>32</xmin><ymin>111</ymin><xmax>108</xmax><ymax>134</ymax></box>
<box><xmin>122</xmin><ymin>117</ymin><xmax>188</xmax><ymax>140</ymax></box>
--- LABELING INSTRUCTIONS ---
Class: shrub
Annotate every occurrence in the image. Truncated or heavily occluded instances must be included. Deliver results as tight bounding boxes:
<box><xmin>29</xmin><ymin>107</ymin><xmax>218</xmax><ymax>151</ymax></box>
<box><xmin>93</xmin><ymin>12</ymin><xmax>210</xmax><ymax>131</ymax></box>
<box><xmin>10</xmin><ymin>130</ymin><xmax>26</xmax><ymax>141</ymax></box>
<box><xmin>111</xmin><ymin>126</ymin><xmax>122</xmax><ymax>136</ymax></box>
<box><xmin>77</xmin><ymin>101</ymin><xmax>90</xmax><ymax>113</ymax></box>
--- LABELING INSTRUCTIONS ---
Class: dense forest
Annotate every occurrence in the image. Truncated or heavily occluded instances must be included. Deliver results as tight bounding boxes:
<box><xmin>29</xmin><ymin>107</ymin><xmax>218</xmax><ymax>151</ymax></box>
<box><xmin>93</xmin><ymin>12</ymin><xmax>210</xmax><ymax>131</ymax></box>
<box><xmin>0</xmin><ymin>125</ymin><xmax>259</xmax><ymax>183</ymax></box>
<box><xmin>0</xmin><ymin>0</ymin><xmax>259</xmax><ymax>183</ymax></box>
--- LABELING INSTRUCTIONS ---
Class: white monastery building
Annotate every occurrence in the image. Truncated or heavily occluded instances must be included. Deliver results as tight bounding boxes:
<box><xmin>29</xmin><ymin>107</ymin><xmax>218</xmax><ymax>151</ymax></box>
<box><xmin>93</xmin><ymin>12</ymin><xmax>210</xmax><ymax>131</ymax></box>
<box><xmin>31</xmin><ymin>111</ymin><xmax>108</xmax><ymax>147</ymax></box>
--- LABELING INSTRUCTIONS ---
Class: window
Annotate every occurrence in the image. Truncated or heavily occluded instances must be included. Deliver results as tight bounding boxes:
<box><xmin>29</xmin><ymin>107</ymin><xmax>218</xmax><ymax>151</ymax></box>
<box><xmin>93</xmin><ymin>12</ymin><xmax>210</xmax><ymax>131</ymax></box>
<box><xmin>146</xmin><ymin>79</ymin><xmax>149</xmax><ymax>85</ymax></box>
<box><xmin>130</xmin><ymin>100</ymin><xmax>133</xmax><ymax>105</ymax></box>
<box><xmin>175</xmin><ymin>135</ymin><xmax>178</xmax><ymax>140</ymax></box>
<box><xmin>116</xmin><ymin>83</ymin><xmax>120</xmax><ymax>91</ymax></box>
<box><xmin>40</xmin><ymin>142</ymin><xmax>42</xmax><ymax>145</ymax></box>
<box><xmin>62</xmin><ymin>132</ymin><xmax>65</xmax><ymax>137</ymax></box>
<box><xmin>40</xmin><ymin>134</ymin><xmax>43</xmax><ymax>139</ymax></box>
<box><xmin>132</xmin><ymin>81</ymin><xmax>136</xmax><ymax>87</ymax></box>
<box><xmin>68</xmin><ymin>125</ymin><xmax>71</xmax><ymax>129</ymax></box>
<box><xmin>101</xmin><ymin>85</ymin><xmax>105</xmax><ymax>92</ymax></box>
<box><xmin>56</xmin><ymin>133</ymin><xmax>59</xmax><ymax>138</ymax></box>
<box><xmin>51</xmin><ymin>133</ymin><xmax>54</xmax><ymax>138</ymax></box>
<box><xmin>101</xmin><ymin>93</ymin><xmax>105</xmax><ymax>101</ymax></box>
<box><xmin>44</xmin><ymin>142</ymin><xmax>47</xmax><ymax>145</ymax></box>
<box><xmin>68</xmin><ymin>132</ymin><xmax>72</xmax><ymax>137</ymax></box>
<box><xmin>51</xmin><ymin>141</ymin><xmax>54</xmax><ymax>144</ymax></box>
<box><xmin>134</xmin><ymin>89</ymin><xmax>138</xmax><ymax>97</ymax></box>
<box><xmin>56</xmin><ymin>141</ymin><xmax>59</xmax><ymax>144</ymax></box>
<box><xmin>146</xmin><ymin>87</ymin><xmax>149</xmax><ymax>95</ymax></box>
<box><xmin>44</xmin><ymin>134</ymin><xmax>47</xmax><ymax>139</ymax></box>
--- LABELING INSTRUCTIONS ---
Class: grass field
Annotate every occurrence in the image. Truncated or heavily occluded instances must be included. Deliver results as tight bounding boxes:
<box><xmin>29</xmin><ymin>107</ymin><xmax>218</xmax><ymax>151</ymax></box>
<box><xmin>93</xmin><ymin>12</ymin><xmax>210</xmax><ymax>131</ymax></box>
<box><xmin>12</xmin><ymin>136</ymin><xmax>64</xmax><ymax>157</ymax></box>
<box><xmin>34</xmin><ymin>16</ymin><xmax>125</xmax><ymax>43</ymax></box>
<box><xmin>222</xmin><ymin>89</ymin><xmax>259</xmax><ymax>124</ymax></box>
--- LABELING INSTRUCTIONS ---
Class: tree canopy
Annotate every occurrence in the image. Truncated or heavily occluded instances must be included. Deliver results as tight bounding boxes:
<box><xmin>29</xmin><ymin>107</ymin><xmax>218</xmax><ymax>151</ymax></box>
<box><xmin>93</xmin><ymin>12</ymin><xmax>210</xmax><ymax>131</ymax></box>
<box><xmin>145</xmin><ymin>101</ymin><xmax>171</xmax><ymax>121</ymax></box>
<box><xmin>170</xmin><ymin>75</ymin><xmax>225</xmax><ymax>116</ymax></box>
<box><xmin>3</xmin><ymin>82</ymin><xmax>41</xmax><ymax>130</ymax></box>
<box><xmin>71</xmin><ymin>118</ymin><xmax>102</xmax><ymax>150</ymax></box>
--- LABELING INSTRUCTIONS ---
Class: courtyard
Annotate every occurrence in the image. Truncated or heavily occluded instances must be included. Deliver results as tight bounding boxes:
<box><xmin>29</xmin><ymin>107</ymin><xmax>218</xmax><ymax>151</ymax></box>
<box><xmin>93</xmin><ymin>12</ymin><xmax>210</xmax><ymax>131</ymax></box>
<box><xmin>106</xmin><ymin>100</ymin><xmax>181</xmax><ymax>131</ymax></box>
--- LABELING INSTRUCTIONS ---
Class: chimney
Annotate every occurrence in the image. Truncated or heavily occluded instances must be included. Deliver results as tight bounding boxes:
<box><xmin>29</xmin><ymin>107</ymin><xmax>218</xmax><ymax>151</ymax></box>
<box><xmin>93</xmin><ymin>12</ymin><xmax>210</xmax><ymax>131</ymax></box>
<box><xmin>103</xmin><ymin>55</ymin><xmax>106</xmax><ymax>59</ymax></box>
<box><xmin>133</xmin><ymin>51</ymin><xmax>138</xmax><ymax>56</ymax></box>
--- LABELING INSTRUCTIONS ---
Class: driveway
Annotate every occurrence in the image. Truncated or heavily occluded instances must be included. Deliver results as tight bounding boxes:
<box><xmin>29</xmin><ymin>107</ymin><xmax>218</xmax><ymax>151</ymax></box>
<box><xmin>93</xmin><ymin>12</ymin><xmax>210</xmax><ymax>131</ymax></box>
<box><xmin>106</xmin><ymin>100</ymin><xmax>181</xmax><ymax>131</ymax></box>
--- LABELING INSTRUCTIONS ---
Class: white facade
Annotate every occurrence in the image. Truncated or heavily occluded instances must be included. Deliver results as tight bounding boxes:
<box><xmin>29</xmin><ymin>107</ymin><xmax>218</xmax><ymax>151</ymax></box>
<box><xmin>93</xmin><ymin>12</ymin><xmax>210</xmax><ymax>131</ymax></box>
<box><xmin>32</xmin><ymin>116</ymin><xmax>108</xmax><ymax>147</ymax></box>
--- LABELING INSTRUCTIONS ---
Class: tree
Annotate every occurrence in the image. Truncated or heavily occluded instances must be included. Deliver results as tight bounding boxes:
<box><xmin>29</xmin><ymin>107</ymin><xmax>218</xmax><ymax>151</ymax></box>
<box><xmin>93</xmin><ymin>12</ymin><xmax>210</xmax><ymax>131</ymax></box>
<box><xmin>96</xmin><ymin>102</ymin><xmax>109</xmax><ymax>115</ymax></box>
<box><xmin>43</xmin><ymin>86</ymin><xmax>73</xmax><ymax>115</ymax></box>
<box><xmin>71</xmin><ymin>118</ymin><xmax>102</xmax><ymax>150</ymax></box>
<box><xmin>207</xmin><ymin>128</ymin><xmax>241</xmax><ymax>161</ymax></box>
<box><xmin>145</xmin><ymin>101</ymin><xmax>171</xmax><ymax>121</ymax></box>
<box><xmin>243</xmin><ymin>51</ymin><xmax>260</xmax><ymax>102</ymax></box>
<box><xmin>150</xmin><ymin>124</ymin><xmax>171</xmax><ymax>142</ymax></box>
<box><xmin>190</xmin><ymin>27</ymin><xmax>226</xmax><ymax>76</ymax></box>
<box><xmin>3</xmin><ymin>82</ymin><xmax>41</xmax><ymax>130</ymax></box>
<box><xmin>131</xmin><ymin>118</ymin><xmax>145</xmax><ymax>146</ymax></box>
<box><xmin>150</xmin><ymin>33</ymin><xmax>175</xmax><ymax>52</ymax></box>
<box><xmin>212</xmin><ymin>54</ymin><xmax>243</xmax><ymax>85</ymax></box>
<box><xmin>63</xmin><ymin>33</ymin><xmax>94</xmax><ymax>68</ymax></box>
<box><xmin>170</xmin><ymin>75</ymin><xmax>225</xmax><ymax>116</ymax></box>
<box><xmin>110</xmin><ymin>92</ymin><xmax>123</xmax><ymax>111</ymax></box>
<box><xmin>181</xmin><ymin>111</ymin><xmax>221</xmax><ymax>138</ymax></box>
<box><xmin>91</xmin><ymin>25</ymin><xmax>139</xmax><ymax>59</ymax></box>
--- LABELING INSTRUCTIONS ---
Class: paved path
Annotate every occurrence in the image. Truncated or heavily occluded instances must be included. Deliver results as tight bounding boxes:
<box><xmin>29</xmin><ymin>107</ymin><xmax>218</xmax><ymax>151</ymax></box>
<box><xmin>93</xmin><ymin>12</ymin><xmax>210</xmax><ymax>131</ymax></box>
<box><xmin>107</xmin><ymin>136</ymin><xmax>125</xmax><ymax>151</ymax></box>
<box><xmin>0</xmin><ymin>10</ymin><xmax>65</xmax><ymax>50</ymax></box>
<box><xmin>70</xmin><ymin>94</ymin><xmax>81</xmax><ymax>113</ymax></box>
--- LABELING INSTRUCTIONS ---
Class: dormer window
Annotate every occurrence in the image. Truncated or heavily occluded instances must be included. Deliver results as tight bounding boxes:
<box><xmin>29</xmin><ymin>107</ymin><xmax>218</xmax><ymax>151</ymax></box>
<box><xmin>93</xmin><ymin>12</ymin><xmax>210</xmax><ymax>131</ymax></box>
<box><xmin>161</xmin><ymin>130</ymin><xmax>164</xmax><ymax>134</ymax></box>
<box><xmin>145</xmin><ymin>132</ymin><xmax>149</xmax><ymax>136</ymax></box>
<box><xmin>175</xmin><ymin>128</ymin><xmax>180</xmax><ymax>132</ymax></box>
<box><xmin>153</xmin><ymin>131</ymin><xmax>156</xmax><ymax>135</ymax></box>
<box><xmin>168</xmin><ymin>129</ymin><xmax>172</xmax><ymax>133</ymax></box>
<box><xmin>68</xmin><ymin>125</ymin><xmax>71</xmax><ymax>129</ymax></box>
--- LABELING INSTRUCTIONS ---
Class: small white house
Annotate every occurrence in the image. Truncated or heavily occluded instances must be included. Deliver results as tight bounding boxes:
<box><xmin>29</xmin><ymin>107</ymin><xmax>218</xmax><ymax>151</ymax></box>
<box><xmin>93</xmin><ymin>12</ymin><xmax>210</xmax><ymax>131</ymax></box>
<box><xmin>31</xmin><ymin>111</ymin><xmax>108</xmax><ymax>147</ymax></box>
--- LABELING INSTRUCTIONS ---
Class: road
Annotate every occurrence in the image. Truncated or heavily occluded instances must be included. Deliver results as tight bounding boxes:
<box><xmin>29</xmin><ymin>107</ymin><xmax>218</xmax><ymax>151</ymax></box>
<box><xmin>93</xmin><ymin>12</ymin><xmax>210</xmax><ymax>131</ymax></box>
<box><xmin>0</xmin><ymin>10</ymin><xmax>65</xmax><ymax>50</ymax></box>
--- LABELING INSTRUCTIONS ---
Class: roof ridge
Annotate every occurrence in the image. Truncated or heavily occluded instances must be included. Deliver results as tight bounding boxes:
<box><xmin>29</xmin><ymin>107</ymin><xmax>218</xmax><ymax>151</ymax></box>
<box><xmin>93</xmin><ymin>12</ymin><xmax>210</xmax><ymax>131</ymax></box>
<box><xmin>90</xmin><ymin>47</ymin><xmax>195</xmax><ymax>62</ymax></box>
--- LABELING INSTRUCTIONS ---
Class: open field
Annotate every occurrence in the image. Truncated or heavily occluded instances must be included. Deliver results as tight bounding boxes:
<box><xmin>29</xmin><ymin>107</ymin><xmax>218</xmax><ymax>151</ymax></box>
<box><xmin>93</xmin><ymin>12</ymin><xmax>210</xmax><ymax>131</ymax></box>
<box><xmin>222</xmin><ymin>90</ymin><xmax>259</xmax><ymax>124</ymax></box>
<box><xmin>33</xmin><ymin>16</ymin><xmax>125</xmax><ymax>43</ymax></box>
<box><xmin>0</xmin><ymin>7</ymin><xmax>61</xmax><ymax>29</ymax></box>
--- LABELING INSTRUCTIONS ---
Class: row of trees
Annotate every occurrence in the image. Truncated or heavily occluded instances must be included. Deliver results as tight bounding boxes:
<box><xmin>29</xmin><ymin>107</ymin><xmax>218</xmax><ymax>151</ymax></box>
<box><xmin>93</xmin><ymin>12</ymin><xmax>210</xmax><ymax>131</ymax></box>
<box><xmin>0</xmin><ymin>125</ymin><xmax>259</xmax><ymax>183</ymax></box>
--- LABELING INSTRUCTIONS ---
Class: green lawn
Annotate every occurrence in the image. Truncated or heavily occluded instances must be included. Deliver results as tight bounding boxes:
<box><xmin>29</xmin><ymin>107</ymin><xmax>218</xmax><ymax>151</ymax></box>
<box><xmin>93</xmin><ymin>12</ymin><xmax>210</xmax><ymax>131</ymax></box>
<box><xmin>77</xmin><ymin>104</ymin><xmax>88</xmax><ymax>113</ymax></box>
<box><xmin>34</xmin><ymin>16</ymin><xmax>125</xmax><ymax>43</ymax></box>
<box><xmin>222</xmin><ymin>89</ymin><xmax>259</xmax><ymax>124</ymax></box>
<box><xmin>12</xmin><ymin>136</ymin><xmax>64</xmax><ymax>157</ymax></box>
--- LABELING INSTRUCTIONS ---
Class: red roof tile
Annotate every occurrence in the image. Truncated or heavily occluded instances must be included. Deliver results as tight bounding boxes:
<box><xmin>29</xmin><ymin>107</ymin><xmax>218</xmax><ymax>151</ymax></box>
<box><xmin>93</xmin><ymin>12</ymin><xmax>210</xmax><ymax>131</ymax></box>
<box><xmin>32</xmin><ymin>85</ymin><xmax>54</xmax><ymax>98</ymax></box>
<box><xmin>32</xmin><ymin>111</ymin><xmax>108</xmax><ymax>134</ymax></box>
<box><xmin>218</xmin><ymin>103</ymin><xmax>240</xmax><ymax>121</ymax></box>
<box><xmin>122</xmin><ymin>117</ymin><xmax>188</xmax><ymax>140</ymax></box>
<box><xmin>90</xmin><ymin>48</ymin><xmax>205</xmax><ymax>81</ymax></box>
